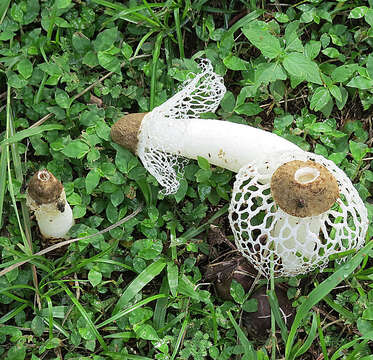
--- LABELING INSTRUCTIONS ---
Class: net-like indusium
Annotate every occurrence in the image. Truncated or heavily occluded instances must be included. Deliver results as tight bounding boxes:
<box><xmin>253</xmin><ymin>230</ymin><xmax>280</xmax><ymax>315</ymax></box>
<box><xmin>137</xmin><ymin>59</ymin><xmax>226</xmax><ymax>195</ymax></box>
<box><xmin>229</xmin><ymin>151</ymin><xmax>368</xmax><ymax>278</ymax></box>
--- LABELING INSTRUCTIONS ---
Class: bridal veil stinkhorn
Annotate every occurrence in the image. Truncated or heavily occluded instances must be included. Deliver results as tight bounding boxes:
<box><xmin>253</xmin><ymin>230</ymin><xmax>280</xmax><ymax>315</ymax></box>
<box><xmin>111</xmin><ymin>60</ymin><xmax>368</xmax><ymax>277</ymax></box>
<box><xmin>26</xmin><ymin>170</ymin><xmax>74</xmax><ymax>240</ymax></box>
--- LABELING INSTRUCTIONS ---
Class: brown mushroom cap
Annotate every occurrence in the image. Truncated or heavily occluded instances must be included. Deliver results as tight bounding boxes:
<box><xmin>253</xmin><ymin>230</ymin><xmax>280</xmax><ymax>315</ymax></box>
<box><xmin>27</xmin><ymin>170</ymin><xmax>63</xmax><ymax>204</ymax></box>
<box><xmin>110</xmin><ymin>113</ymin><xmax>147</xmax><ymax>154</ymax></box>
<box><xmin>270</xmin><ymin>160</ymin><xmax>339</xmax><ymax>217</ymax></box>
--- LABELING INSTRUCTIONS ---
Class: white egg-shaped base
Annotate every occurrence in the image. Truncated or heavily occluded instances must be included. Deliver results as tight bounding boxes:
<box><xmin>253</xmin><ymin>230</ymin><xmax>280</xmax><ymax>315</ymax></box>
<box><xmin>34</xmin><ymin>201</ymin><xmax>74</xmax><ymax>239</ymax></box>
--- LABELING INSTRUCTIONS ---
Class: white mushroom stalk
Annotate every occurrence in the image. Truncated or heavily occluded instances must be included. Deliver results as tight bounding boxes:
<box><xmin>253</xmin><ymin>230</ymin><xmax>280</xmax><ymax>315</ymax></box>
<box><xmin>26</xmin><ymin>170</ymin><xmax>74</xmax><ymax>240</ymax></box>
<box><xmin>111</xmin><ymin>60</ymin><xmax>368</xmax><ymax>277</ymax></box>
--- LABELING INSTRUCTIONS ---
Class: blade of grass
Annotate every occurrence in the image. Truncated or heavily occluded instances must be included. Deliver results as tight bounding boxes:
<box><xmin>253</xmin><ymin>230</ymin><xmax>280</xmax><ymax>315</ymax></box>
<box><xmin>46</xmin><ymin>296</ymin><xmax>54</xmax><ymax>339</ymax></box>
<box><xmin>103</xmin><ymin>332</ymin><xmax>132</xmax><ymax>339</ymax></box>
<box><xmin>0</xmin><ymin>253</ymin><xmax>51</xmax><ymax>273</ymax></box>
<box><xmin>316</xmin><ymin>311</ymin><xmax>329</xmax><ymax>360</ymax></box>
<box><xmin>267</xmin><ymin>289</ymin><xmax>288</xmax><ymax>343</ymax></box>
<box><xmin>330</xmin><ymin>337</ymin><xmax>365</xmax><ymax>360</ymax></box>
<box><xmin>142</xmin><ymin>0</ymin><xmax>163</xmax><ymax>28</ymax></box>
<box><xmin>322</xmin><ymin>294</ymin><xmax>354</xmax><ymax>322</ymax></box>
<box><xmin>170</xmin><ymin>313</ymin><xmax>189</xmax><ymax>360</ymax></box>
<box><xmin>97</xmin><ymin>294</ymin><xmax>166</xmax><ymax>328</ymax></box>
<box><xmin>0</xmin><ymin>284</ymin><xmax>36</xmax><ymax>294</ymax></box>
<box><xmin>9</xmin><ymin>104</ymin><xmax>41</xmax><ymax>309</ymax></box>
<box><xmin>153</xmin><ymin>275</ymin><xmax>170</xmax><ymax>330</ymax></box>
<box><xmin>0</xmin><ymin>124</ymin><xmax>64</xmax><ymax>148</ymax></box>
<box><xmin>42</xmin><ymin>239</ymin><xmax>121</xmax><ymax>285</ymax></box>
<box><xmin>181</xmin><ymin>204</ymin><xmax>229</xmax><ymax>241</ymax></box>
<box><xmin>169</xmin><ymin>221</ymin><xmax>178</xmax><ymax>261</ymax></box>
<box><xmin>106</xmin><ymin>7</ymin><xmax>161</xmax><ymax>28</ymax></box>
<box><xmin>0</xmin><ymin>0</ymin><xmax>11</xmax><ymax>24</ymax></box>
<box><xmin>167</xmin><ymin>261</ymin><xmax>178</xmax><ymax>297</ymax></box>
<box><xmin>5</xmin><ymin>164</ymin><xmax>27</xmax><ymax>245</ymax></box>
<box><xmin>1</xmin><ymin>291</ymin><xmax>33</xmax><ymax>305</ymax></box>
<box><xmin>91</xmin><ymin>0</ymin><xmax>165</xmax><ymax>14</ymax></box>
<box><xmin>34</xmin><ymin>72</ymin><xmax>48</xmax><ymax>104</ymax></box>
<box><xmin>42</xmin><ymin>280</ymin><xmax>87</xmax><ymax>299</ymax></box>
<box><xmin>227</xmin><ymin>310</ymin><xmax>256</xmax><ymax>357</ymax></box>
<box><xmin>135</xmin><ymin>178</ymin><xmax>153</xmax><ymax>206</ymax></box>
<box><xmin>181</xmin><ymin>0</ymin><xmax>191</xmax><ymax>19</ymax></box>
<box><xmin>224</xmin><ymin>0</ymin><xmax>237</xmax><ymax>28</ymax></box>
<box><xmin>290</xmin><ymin>313</ymin><xmax>318</xmax><ymax>359</ymax></box>
<box><xmin>257</xmin><ymin>348</ymin><xmax>270</xmax><ymax>360</ymax></box>
<box><xmin>5</xmin><ymin>88</ymin><xmax>28</xmax><ymax>249</ymax></box>
<box><xmin>174</xmin><ymin>8</ymin><xmax>184</xmax><ymax>58</ymax></box>
<box><xmin>0</xmin><ymin>304</ymin><xmax>28</xmax><ymax>324</ymax></box>
<box><xmin>270</xmin><ymin>253</ymin><xmax>277</xmax><ymax>360</ymax></box>
<box><xmin>201</xmin><ymin>6</ymin><xmax>237</xmax><ymax>14</ymax></box>
<box><xmin>0</xmin><ymin>126</ymin><xmax>7</xmax><ymax>229</ymax></box>
<box><xmin>95</xmin><ymin>258</ymin><xmax>133</xmax><ymax>271</ymax></box>
<box><xmin>164</xmin><ymin>36</ymin><xmax>175</xmax><ymax>96</ymax></box>
<box><xmin>158</xmin><ymin>311</ymin><xmax>186</xmax><ymax>336</ymax></box>
<box><xmin>345</xmin><ymin>339</ymin><xmax>370</xmax><ymax>360</ymax></box>
<box><xmin>90</xmin><ymin>0</ymin><xmax>127</xmax><ymax>11</ymax></box>
<box><xmin>285</xmin><ymin>239</ymin><xmax>373</xmax><ymax>358</ymax></box>
<box><xmin>46</xmin><ymin>6</ymin><xmax>57</xmax><ymax>45</ymax></box>
<box><xmin>223</xmin><ymin>9</ymin><xmax>262</xmax><ymax>38</ymax></box>
<box><xmin>93</xmin><ymin>0</ymin><xmax>164</xmax><ymax>29</ymax></box>
<box><xmin>133</xmin><ymin>30</ymin><xmax>156</xmax><ymax>58</ymax></box>
<box><xmin>112</xmin><ymin>258</ymin><xmax>166</xmax><ymax>314</ymax></box>
<box><xmin>59</xmin><ymin>281</ymin><xmax>108</xmax><ymax>351</ymax></box>
<box><xmin>150</xmin><ymin>32</ymin><xmax>164</xmax><ymax>110</ymax></box>
<box><xmin>329</xmin><ymin>248</ymin><xmax>357</xmax><ymax>261</ymax></box>
<box><xmin>41</xmin><ymin>318</ymin><xmax>69</xmax><ymax>338</ymax></box>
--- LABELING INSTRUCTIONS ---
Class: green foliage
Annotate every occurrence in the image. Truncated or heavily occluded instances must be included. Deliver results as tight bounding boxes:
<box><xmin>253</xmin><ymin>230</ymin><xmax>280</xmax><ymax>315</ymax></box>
<box><xmin>0</xmin><ymin>0</ymin><xmax>372</xmax><ymax>359</ymax></box>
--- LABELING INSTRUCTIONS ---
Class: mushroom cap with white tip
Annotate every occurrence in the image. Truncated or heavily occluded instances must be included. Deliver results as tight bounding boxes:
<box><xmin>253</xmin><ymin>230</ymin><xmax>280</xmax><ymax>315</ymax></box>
<box><xmin>271</xmin><ymin>160</ymin><xmax>340</xmax><ymax>218</ymax></box>
<box><xmin>27</xmin><ymin>170</ymin><xmax>63</xmax><ymax>205</ymax></box>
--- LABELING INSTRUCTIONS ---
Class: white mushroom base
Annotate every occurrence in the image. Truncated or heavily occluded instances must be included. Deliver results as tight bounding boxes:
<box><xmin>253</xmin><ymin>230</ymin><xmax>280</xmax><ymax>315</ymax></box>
<box><xmin>27</xmin><ymin>190</ymin><xmax>74</xmax><ymax>239</ymax></box>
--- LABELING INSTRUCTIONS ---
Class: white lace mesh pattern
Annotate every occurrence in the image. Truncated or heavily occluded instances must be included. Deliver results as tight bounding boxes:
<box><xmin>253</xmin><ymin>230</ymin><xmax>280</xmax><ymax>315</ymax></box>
<box><xmin>135</xmin><ymin>60</ymin><xmax>367</xmax><ymax>277</ymax></box>
<box><xmin>229</xmin><ymin>151</ymin><xmax>368</xmax><ymax>278</ymax></box>
<box><xmin>137</xmin><ymin>59</ymin><xmax>226</xmax><ymax>195</ymax></box>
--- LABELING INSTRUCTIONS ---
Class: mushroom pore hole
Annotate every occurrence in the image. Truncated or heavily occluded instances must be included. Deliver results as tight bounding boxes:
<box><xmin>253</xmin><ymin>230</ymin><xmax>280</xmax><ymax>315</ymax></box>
<box><xmin>294</xmin><ymin>167</ymin><xmax>320</xmax><ymax>184</ymax></box>
<box><xmin>38</xmin><ymin>170</ymin><xmax>50</xmax><ymax>182</ymax></box>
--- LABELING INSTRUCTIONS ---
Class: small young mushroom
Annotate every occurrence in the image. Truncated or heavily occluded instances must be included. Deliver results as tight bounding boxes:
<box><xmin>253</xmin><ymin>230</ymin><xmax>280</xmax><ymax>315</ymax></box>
<box><xmin>26</xmin><ymin>170</ymin><xmax>74</xmax><ymax>240</ymax></box>
<box><xmin>242</xmin><ymin>286</ymin><xmax>295</xmax><ymax>338</ymax></box>
<box><xmin>203</xmin><ymin>256</ymin><xmax>257</xmax><ymax>301</ymax></box>
<box><xmin>111</xmin><ymin>60</ymin><xmax>368</xmax><ymax>277</ymax></box>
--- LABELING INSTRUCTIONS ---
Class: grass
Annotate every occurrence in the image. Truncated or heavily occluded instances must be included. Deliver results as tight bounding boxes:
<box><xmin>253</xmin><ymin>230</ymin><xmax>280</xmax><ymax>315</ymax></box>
<box><xmin>0</xmin><ymin>0</ymin><xmax>372</xmax><ymax>359</ymax></box>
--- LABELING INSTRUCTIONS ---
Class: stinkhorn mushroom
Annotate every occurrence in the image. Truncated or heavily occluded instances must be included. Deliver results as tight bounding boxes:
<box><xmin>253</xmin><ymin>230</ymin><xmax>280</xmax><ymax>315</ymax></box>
<box><xmin>26</xmin><ymin>170</ymin><xmax>74</xmax><ymax>240</ymax></box>
<box><xmin>111</xmin><ymin>59</ymin><xmax>368</xmax><ymax>277</ymax></box>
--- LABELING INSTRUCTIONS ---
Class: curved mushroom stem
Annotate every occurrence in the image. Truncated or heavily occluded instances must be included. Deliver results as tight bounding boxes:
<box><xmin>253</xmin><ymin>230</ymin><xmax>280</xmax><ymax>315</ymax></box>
<box><xmin>111</xmin><ymin>59</ymin><xmax>301</xmax><ymax>194</ymax></box>
<box><xmin>141</xmin><ymin>116</ymin><xmax>302</xmax><ymax>173</ymax></box>
<box><xmin>111</xmin><ymin>113</ymin><xmax>302</xmax><ymax>191</ymax></box>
